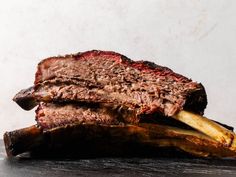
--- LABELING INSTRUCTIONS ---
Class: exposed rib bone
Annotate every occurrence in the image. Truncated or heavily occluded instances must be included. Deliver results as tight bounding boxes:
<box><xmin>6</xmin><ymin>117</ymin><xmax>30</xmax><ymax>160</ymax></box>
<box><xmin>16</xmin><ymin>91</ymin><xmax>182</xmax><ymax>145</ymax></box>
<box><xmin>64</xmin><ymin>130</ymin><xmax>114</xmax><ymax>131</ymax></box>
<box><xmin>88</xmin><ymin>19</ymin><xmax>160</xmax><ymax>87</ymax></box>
<box><xmin>173</xmin><ymin>110</ymin><xmax>236</xmax><ymax>149</ymax></box>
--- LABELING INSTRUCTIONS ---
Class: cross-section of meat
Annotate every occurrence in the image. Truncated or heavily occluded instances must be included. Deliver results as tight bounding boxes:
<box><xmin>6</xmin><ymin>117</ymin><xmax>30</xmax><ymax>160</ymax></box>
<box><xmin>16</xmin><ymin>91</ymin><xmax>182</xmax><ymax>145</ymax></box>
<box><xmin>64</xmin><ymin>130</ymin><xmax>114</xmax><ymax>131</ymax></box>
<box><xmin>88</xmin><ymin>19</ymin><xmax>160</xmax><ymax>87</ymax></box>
<box><xmin>34</xmin><ymin>50</ymin><xmax>207</xmax><ymax>117</ymax></box>
<box><xmin>36</xmin><ymin>102</ymin><xmax>139</xmax><ymax>130</ymax></box>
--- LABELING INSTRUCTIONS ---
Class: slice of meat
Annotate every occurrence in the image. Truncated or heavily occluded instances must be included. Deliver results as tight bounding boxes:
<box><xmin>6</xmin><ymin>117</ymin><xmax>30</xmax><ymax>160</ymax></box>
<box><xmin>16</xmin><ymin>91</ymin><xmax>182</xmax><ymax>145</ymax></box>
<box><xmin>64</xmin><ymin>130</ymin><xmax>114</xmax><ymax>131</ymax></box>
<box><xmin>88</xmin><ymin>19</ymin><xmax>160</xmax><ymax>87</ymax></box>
<box><xmin>13</xmin><ymin>87</ymin><xmax>233</xmax><ymax>132</ymax></box>
<box><xmin>36</xmin><ymin>102</ymin><xmax>138</xmax><ymax>130</ymax></box>
<box><xmin>33</xmin><ymin>50</ymin><xmax>207</xmax><ymax>117</ymax></box>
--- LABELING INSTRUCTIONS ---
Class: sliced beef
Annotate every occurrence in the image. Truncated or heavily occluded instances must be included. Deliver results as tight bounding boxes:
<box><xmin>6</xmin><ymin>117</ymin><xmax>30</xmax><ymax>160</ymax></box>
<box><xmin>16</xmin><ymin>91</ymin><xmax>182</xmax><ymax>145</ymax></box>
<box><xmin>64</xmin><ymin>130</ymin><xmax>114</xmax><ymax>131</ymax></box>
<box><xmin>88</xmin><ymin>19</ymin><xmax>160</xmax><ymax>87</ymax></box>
<box><xmin>12</xmin><ymin>90</ymin><xmax>229</xmax><ymax>131</ymax></box>
<box><xmin>33</xmin><ymin>50</ymin><xmax>207</xmax><ymax>117</ymax></box>
<box><xmin>36</xmin><ymin>102</ymin><xmax>138</xmax><ymax>130</ymax></box>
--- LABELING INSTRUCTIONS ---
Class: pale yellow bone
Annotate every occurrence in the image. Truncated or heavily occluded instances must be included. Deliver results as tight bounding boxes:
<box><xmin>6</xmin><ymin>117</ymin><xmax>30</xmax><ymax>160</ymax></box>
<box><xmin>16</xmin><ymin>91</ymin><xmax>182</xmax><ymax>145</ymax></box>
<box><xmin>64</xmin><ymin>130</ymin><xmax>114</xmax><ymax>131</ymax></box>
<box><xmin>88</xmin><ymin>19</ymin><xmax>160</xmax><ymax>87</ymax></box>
<box><xmin>172</xmin><ymin>110</ymin><xmax>236</xmax><ymax>149</ymax></box>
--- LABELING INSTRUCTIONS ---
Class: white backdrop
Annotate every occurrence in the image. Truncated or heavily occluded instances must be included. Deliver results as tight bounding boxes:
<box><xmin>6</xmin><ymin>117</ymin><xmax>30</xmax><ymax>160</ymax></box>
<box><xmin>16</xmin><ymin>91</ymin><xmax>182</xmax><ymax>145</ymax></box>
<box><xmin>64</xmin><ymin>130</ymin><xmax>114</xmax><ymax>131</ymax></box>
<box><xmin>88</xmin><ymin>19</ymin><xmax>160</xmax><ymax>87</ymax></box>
<box><xmin>0</xmin><ymin>0</ymin><xmax>236</xmax><ymax>136</ymax></box>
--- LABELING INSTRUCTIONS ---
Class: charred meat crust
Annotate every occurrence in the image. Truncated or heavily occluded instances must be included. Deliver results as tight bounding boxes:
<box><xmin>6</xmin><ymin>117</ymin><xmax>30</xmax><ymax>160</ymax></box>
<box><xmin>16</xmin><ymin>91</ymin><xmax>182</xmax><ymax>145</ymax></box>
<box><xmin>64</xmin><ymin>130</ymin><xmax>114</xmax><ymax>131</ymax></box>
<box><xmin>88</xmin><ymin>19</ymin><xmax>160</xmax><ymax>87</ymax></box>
<box><xmin>3</xmin><ymin>125</ymin><xmax>43</xmax><ymax>157</ymax></box>
<box><xmin>4</xmin><ymin>124</ymin><xmax>236</xmax><ymax>158</ymax></box>
<box><xmin>183</xmin><ymin>83</ymin><xmax>208</xmax><ymax>115</ymax></box>
<box><xmin>13</xmin><ymin>87</ymin><xmax>37</xmax><ymax>110</ymax></box>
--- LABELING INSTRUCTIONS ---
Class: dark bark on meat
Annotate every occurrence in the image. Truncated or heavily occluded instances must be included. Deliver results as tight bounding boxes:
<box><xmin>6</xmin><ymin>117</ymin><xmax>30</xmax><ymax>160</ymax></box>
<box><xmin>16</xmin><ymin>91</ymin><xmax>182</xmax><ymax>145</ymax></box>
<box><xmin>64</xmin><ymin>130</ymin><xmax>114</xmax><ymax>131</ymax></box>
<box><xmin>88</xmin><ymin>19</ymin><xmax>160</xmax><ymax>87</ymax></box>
<box><xmin>4</xmin><ymin>123</ymin><xmax>236</xmax><ymax>158</ymax></box>
<box><xmin>4</xmin><ymin>125</ymin><xmax>44</xmax><ymax>157</ymax></box>
<box><xmin>13</xmin><ymin>87</ymin><xmax>37</xmax><ymax>110</ymax></box>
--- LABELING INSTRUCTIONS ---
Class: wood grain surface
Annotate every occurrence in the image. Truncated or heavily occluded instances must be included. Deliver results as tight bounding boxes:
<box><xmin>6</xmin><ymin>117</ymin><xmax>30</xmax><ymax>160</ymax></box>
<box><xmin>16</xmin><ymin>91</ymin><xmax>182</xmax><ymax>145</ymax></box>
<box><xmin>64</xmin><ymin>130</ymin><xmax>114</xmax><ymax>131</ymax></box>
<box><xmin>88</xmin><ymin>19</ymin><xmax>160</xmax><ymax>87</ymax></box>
<box><xmin>0</xmin><ymin>140</ymin><xmax>236</xmax><ymax>177</ymax></box>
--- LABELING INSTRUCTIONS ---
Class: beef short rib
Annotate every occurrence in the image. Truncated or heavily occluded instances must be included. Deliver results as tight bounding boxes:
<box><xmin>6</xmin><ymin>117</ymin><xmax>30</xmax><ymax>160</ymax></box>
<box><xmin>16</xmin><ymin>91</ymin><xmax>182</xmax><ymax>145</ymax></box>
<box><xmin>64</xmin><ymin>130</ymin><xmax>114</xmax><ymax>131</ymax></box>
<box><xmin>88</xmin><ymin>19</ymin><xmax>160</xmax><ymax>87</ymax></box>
<box><xmin>8</xmin><ymin>50</ymin><xmax>236</xmax><ymax>158</ymax></box>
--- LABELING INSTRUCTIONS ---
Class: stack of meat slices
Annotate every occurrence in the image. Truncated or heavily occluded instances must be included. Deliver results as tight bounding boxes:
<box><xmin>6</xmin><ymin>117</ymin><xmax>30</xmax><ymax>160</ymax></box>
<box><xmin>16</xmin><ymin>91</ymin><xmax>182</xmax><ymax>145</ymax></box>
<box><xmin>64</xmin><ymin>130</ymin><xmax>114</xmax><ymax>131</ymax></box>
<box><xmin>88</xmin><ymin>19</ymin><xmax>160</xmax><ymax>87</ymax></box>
<box><xmin>4</xmin><ymin>50</ymin><xmax>236</xmax><ymax>158</ymax></box>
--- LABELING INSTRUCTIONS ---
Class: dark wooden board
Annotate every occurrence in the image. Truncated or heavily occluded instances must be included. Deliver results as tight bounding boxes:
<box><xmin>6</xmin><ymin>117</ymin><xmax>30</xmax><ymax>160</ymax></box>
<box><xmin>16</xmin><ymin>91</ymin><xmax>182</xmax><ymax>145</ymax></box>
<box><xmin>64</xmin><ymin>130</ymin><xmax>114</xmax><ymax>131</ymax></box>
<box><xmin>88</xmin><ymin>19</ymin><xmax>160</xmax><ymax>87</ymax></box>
<box><xmin>0</xmin><ymin>140</ymin><xmax>236</xmax><ymax>177</ymax></box>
